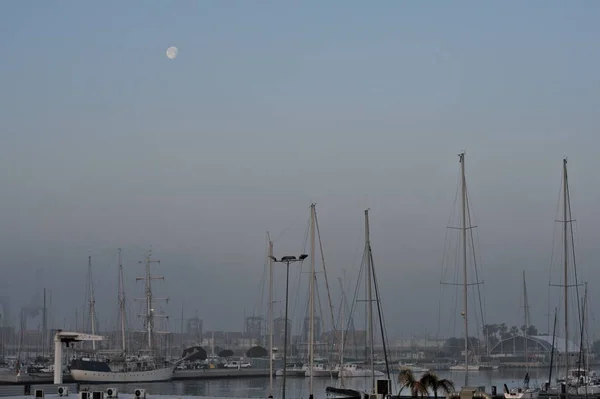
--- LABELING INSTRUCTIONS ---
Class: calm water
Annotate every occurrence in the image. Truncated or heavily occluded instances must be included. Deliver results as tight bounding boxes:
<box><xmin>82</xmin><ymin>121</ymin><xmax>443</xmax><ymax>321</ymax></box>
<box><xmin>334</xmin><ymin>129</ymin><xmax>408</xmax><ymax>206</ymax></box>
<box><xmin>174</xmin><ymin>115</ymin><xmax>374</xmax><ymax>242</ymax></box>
<box><xmin>84</xmin><ymin>367</ymin><xmax>576</xmax><ymax>399</ymax></box>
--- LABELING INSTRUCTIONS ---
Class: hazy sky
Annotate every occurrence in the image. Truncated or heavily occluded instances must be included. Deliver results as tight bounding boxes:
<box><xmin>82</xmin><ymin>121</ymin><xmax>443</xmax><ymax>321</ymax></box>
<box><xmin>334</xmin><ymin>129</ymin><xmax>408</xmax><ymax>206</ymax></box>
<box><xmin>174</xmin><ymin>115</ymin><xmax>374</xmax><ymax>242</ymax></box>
<box><xmin>1</xmin><ymin>1</ymin><xmax>600</xmax><ymax>342</ymax></box>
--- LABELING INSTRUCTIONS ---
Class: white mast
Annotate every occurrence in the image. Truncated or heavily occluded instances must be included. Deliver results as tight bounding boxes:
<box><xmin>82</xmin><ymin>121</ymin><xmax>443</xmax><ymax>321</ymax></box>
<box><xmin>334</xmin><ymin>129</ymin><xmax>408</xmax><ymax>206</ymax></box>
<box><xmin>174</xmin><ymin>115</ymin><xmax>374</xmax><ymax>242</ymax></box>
<box><xmin>136</xmin><ymin>249</ymin><xmax>163</xmax><ymax>350</ymax></box>
<box><xmin>268</xmin><ymin>236</ymin><xmax>274</xmax><ymax>398</ymax></box>
<box><xmin>211</xmin><ymin>330</ymin><xmax>215</xmax><ymax>357</ymax></box>
<box><xmin>338</xmin><ymin>276</ymin><xmax>346</xmax><ymax>389</ymax></box>
<box><xmin>563</xmin><ymin>158</ymin><xmax>569</xmax><ymax>399</ymax></box>
<box><xmin>523</xmin><ymin>270</ymin><xmax>530</xmax><ymax>383</ymax></box>
<box><xmin>118</xmin><ymin>248</ymin><xmax>127</xmax><ymax>353</ymax></box>
<box><xmin>459</xmin><ymin>153</ymin><xmax>469</xmax><ymax>386</ymax></box>
<box><xmin>42</xmin><ymin>288</ymin><xmax>47</xmax><ymax>358</ymax></box>
<box><xmin>87</xmin><ymin>255</ymin><xmax>97</xmax><ymax>351</ymax></box>
<box><xmin>365</xmin><ymin>209</ymin><xmax>375</xmax><ymax>391</ymax></box>
<box><xmin>309</xmin><ymin>204</ymin><xmax>316</xmax><ymax>398</ymax></box>
<box><xmin>583</xmin><ymin>282</ymin><xmax>589</xmax><ymax>373</ymax></box>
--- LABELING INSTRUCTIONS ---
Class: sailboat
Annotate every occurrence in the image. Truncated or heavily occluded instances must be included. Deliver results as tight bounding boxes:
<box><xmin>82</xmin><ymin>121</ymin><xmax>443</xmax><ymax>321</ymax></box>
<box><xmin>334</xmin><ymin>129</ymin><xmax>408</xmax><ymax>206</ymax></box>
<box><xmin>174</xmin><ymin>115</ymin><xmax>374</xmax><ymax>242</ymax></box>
<box><xmin>303</xmin><ymin>204</ymin><xmax>339</xmax><ymax>379</ymax></box>
<box><xmin>443</xmin><ymin>153</ymin><xmax>482</xmax><ymax>377</ymax></box>
<box><xmin>70</xmin><ymin>250</ymin><xmax>175</xmax><ymax>383</ymax></box>
<box><xmin>542</xmin><ymin>158</ymin><xmax>597</xmax><ymax>396</ymax></box>
<box><xmin>337</xmin><ymin>210</ymin><xmax>384</xmax><ymax>379</ymax></box>
<box><xmin>573</xmin><ymin>283</ymin><xmax>600</xmax><ymax>394</ymax></box>
<box><xmin>504</xmin><ymin>272</ymin><xmax>539</xmax><ymax>399</ymax></box>
<box><xmin>327</xmin><ymin>209</ymin><xmax>391</xmax><ymax>398</ymax></box>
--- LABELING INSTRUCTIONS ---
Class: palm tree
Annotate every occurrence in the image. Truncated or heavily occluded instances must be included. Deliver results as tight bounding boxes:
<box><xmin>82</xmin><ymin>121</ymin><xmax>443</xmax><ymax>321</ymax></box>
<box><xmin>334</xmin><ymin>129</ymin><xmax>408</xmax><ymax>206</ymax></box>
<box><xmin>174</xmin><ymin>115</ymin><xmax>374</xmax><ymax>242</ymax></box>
<box><xmin>398</xmin><ymin>369</ymin><xmax>429</xmax><ymax>398</ymax></box>
<box><xmin>420</xmin><ymin>371</ymin><xmax>455</xmax><ymax>398</ymax></box>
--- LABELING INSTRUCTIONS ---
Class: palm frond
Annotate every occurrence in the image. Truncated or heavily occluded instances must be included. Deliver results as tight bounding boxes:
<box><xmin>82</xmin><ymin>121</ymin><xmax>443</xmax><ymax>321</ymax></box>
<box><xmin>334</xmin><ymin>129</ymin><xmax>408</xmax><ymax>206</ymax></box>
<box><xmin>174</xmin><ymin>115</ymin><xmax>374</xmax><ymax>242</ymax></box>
<box><xmin>437</xmin><ymin>378</ymin><xmax>456</xmax><ymax>394</ymax></box>
<box><xmin>420</xmin><ymin>372</ymin><xmax>439</xmax><ymax>389</ymax></box>
<box><xmin>398</xmin><ymin>368</ymin><xmax>417</xmax><ymax>386</ymax></box>
<box><xmin>412</xmin><ymin>381</ymin><xmax>429</xmax><ymax>397</ymax></box>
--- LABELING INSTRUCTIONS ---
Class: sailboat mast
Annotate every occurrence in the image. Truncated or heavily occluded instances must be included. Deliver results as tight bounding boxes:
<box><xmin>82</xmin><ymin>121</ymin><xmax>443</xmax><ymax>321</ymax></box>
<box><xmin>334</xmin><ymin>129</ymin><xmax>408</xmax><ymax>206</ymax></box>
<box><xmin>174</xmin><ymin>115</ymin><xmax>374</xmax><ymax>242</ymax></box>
<box><xmin>365</xmin><ymin>209</ymin><xmax>375</xmax><ymax>389</ymax></box>
<box><xmin>584</xmin><ymin>282</ymin><xmax>589</xmax><ymax>372</ymax></box>
<box><xmin>459</xmin><ymin>153</ymin><xmax>468</xmax><ymax>385</ymax></box>
<box><xmin>338</xmin><ymin>276</ymin><xmax>346</xmax><ymax>389</ymax></box>
<box><xmin>137</xmin><ymin>250</ymin><xmax>162</xmax><ymax>350</ymax></box>
<box><xmin>563</xmin><ymin>158</ymin><xmax>569</xmax><ymax>398</ymax></box>
<box><xmin>88</xmin><ymin>255</ymin><xmax>97</xmax><ymax>351</ymax></box>
<box><xmin>180</xmin><ymin>304</ymin><xmax>184</xmax><ymax>351</ymax></box>
<box><xmin>309</xmin><ymin>204</ymin><xmax>316</xmax><ymax>398</ymax></box>
<box><xmin>523</xmin><ymin>271</ymin><xmax>529</xmax><ymax>379</ymax></box>
<box><xmin>118</xmin><ymin>248</ymin><xmax>127</xmax><ymax>353</ymax></box>
<box><xmin>42</xmin><ymin>288</ymin><xmax>47</xmax><ymax>358</ymax></box>
<box><xmin>146</xmin><ymin>256</ymin><xmax>153</xmax><ymax>349</ymax></box>
<box><xmin>268</xmin><ymin>238</ymin><xmax>274</xmax><ymax>398</ymax></box>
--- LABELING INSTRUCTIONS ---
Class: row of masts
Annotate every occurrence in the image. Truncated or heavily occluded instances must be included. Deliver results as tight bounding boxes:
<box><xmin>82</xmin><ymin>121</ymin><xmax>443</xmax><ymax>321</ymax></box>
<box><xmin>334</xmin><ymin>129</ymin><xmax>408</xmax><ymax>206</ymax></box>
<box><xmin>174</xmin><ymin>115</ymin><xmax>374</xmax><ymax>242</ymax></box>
<box><xmin>85</xmin><ymin>248</ymin><xmax>164</xmax><ymax>354</ymax></box>
<box><xmin>454</xmin><ymin>154</ymin><xmax>585</xmax><ymax>394</ymax></box>
<box><xmin>266</xmin><ymin>204</ymin><xmax>390</xmax><ymax>398</ymax></box>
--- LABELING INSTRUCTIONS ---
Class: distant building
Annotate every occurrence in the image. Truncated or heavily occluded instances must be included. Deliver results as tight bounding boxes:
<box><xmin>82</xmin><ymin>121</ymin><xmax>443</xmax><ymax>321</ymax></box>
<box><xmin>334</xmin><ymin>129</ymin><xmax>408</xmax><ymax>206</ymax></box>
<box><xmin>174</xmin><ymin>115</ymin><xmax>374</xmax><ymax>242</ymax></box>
<box><xmin>245</xmin><ymin>316</ymin><xmax>264</xmax><ymax>342</ymax></box>
<box><xmin>394</xmin><ymin>337</ymin><xmax>444</xmax><ymax>350</ymax></box>
<box><xmin>0</xmin><ymin>296</ymin><xmax>11</xmax><ymax>327</ymax></box>
<box><xmin>186</xmin><ymin>317</ymin><xmax>202</xmax><ymax>344</ymax></box>
<box><xmin>302</xmin><ymin>316</ymin><xmax>321</xmax><ymax>342</ymax></box>
<box><xmin>274</xmin><ymin>317</ymin><xmax>291</xmax><ymax>348</ymax></box>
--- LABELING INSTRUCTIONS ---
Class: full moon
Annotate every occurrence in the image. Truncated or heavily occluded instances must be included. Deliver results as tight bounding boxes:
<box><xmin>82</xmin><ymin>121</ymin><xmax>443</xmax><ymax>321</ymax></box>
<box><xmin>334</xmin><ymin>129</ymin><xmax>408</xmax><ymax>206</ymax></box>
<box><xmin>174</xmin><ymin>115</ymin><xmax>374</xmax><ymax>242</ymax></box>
<box><xmin>166</xmin><ymin>46</ymin><xmax>178</xmax><ymax>59</ymax></box>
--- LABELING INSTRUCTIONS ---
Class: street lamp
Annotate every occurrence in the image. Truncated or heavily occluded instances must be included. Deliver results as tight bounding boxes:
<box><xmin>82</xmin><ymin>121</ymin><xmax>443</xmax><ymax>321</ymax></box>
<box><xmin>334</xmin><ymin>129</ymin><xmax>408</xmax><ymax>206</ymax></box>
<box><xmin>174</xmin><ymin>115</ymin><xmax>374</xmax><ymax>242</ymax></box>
<box><xmin>270</xmin><ymin>254</ymin><xmax>308</xmax><ymax>399</ymax></box>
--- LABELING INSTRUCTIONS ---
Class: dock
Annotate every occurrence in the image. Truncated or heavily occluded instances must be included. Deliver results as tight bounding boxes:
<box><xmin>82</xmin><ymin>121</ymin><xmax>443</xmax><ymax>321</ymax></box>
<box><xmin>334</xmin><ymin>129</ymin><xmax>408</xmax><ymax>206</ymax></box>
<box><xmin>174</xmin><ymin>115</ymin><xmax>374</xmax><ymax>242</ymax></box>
<box><xmin>172</xmin><ymin>368</ymin><xmax>270</xmax><ymax>380</ymax></box>
<box><xmin>0</xmin><ymin>368</ymin><xmax>272</xmax><ymax>386</ymax></box>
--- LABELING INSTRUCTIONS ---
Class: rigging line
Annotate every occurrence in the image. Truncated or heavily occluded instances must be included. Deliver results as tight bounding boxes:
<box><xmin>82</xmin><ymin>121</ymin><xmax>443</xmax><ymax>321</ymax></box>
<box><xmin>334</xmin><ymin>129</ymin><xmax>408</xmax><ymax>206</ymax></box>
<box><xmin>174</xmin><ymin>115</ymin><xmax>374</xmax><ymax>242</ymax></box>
<box><xmin>577</xmin><ymin>284</ymin><xmax>586</xmax><ymax>375</ymax></box>
<box><xmin>254</xmin><ymin>232</ymin><xmax>271</xmax><ymax>332</ymax></box>
<box><xmin>288</xmin><ymin>213</ymin><xmax>311</xmax><ymax>348</ymax></box>
<box><xmin>339</xmin><ymin>273</ymin><xmax>358</xmax><ymax>356</ymax></box>
<box><xmin>440</xmin><ymin>167</ymin><xmax>462</xmax><ymax>284</ymax></box>
<box><xmin>301</xmin><ymin>280</ymin><xmax>311</xmax><ymax>359</ymax></box>
<box><xmin>566</xmin><ymin>202</ymin><xmax>585</xmax><ymax>373</ymax></box>
<box><xmin>450</xmin><ymin>219</ymin><xmax>461</xmax><ymax>338</ymax></box>
<box><xmin>548</xmin><ymin>173</ymin><xmax>563</xmax><ymax>285</ymax></box>
<box><xmin>314</xmin><ymin>275</ymin><xmax>329</xmax><ymax>357</ymax></box>
<box><xmin>253</xmin><ymin>252</ymin><xmax>268</xmax><ymax>334</ymax></box>
<box><xmin>369</xmin><ymin>246</ymin><xmax>391</xmax><ymax>384</ymax></box>
<box><xmin>313</xmin><ymin>208</ymin><xmax>337</xmax><ymax>339</ymax></box>
<box><xmin>446</xmin><ymin>185</ymin><xmax>462</xmax><ymax>339</ymax></box>
<box><xmin>344</xmin><ymin>253</ymin><xmax>365</xmax><ymax>355</ymax></box>
<box><xmin>436</xmin><ymin>172</ymin><xmax>459</xmax><ymax>345</ymax></box>
<box><xmin>566</xmin><ymin>176</ymin><xmax>583</xmax><ymax>342</ymax></box>
<box><xmin>466</xmin><ymin>188</ymin><xmax>487</xmax><ymax>330</ymax></box>
<box><xmin>272</xmin><ymin>205</ymin><xmax>312</xmax><ymax>243</ymax></box>
<box><xmin>253</xmin><ymin>232</ymin><xmax>271</xmax><ymax>325</ymax></box>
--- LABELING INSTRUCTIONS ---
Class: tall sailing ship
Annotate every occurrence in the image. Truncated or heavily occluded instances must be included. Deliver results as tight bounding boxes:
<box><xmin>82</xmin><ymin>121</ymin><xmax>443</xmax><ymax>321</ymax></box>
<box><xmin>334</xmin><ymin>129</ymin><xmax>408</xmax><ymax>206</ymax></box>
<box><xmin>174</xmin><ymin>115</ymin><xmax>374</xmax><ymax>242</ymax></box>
<box><xmin>69</xmin><ymin>250</ymin><xmax>175</xmax><ymax>383</ymax></box>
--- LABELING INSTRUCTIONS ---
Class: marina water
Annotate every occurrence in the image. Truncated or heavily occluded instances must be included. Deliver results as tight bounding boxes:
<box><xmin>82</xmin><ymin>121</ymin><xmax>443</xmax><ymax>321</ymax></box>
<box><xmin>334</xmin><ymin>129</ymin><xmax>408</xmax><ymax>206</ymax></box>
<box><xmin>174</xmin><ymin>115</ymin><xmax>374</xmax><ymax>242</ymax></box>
<box><xmin>81</xmin><ymin>368</ymin><xmax>566</xmax><ymax>399</ymax></box>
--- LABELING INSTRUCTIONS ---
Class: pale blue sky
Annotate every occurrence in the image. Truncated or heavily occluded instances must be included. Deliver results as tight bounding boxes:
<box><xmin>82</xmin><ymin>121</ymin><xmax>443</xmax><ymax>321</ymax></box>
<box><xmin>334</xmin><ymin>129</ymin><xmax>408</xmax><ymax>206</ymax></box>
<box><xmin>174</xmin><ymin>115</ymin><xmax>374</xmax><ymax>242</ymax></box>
<box><xmin>1</xmin><ymin>1</ymin><xmax>600</xmax><ymax>338</ymax></box>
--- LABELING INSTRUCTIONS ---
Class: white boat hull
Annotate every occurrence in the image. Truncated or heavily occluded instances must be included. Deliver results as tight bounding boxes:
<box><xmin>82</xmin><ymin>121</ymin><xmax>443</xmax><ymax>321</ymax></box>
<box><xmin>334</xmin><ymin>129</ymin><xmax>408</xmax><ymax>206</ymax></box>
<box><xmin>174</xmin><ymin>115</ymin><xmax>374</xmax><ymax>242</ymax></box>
<box><xmin>70</xmin><ymin>366</ymin><xmax>174</xmax><ymax>383</ymax></box>
<box><xmin>504</xmin><ymin>389</ymin><xmax>539</xmax><ymax>399</ymax></box>
<box><xmin>305</xmin><ymin>368</ymin><xmax>339</xmax><ymax>378</ymax></box>
<box><xmin>275</xmin><ymin>368</ymin><xmax>306</xmax><ymax>377</ymax></box>
<box><xmin>577</xmin><ymin>385</ymin><xmax>600</xmax><ymax>395</ymax></box>
<box><xmin>399</xmin><ymin>364</ymin><xmax>430</xmax><ymax>373</ymax></box>
<box><xmin>339</xmin><ymin>369</ymin><xmax>384</xmax><ymax>378</ymax></box>
<box><xmin>449</xmin><ymin>364</ymin><xmax>480</xmax><ymax>371</ymax></box>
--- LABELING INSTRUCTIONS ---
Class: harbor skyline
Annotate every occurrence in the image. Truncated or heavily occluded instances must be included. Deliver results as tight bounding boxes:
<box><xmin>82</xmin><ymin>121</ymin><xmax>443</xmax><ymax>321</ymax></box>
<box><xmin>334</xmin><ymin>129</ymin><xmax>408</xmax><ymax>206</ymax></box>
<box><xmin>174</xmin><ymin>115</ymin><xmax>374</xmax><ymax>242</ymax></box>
<box><xmin>2</xmin><ymin>1</ymin><xmax>600</xmax><ymax>343</ymax></box>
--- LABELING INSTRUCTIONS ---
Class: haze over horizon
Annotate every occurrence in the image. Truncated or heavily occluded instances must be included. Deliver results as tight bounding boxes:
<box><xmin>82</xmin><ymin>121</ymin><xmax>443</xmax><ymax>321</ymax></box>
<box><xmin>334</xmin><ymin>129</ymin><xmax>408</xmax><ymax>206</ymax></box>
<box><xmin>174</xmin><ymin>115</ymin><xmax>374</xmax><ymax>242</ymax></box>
<box><xmin>1</xmin><ymin>1</ymin><xmax>600</xmax><ymax>343</ymax></box>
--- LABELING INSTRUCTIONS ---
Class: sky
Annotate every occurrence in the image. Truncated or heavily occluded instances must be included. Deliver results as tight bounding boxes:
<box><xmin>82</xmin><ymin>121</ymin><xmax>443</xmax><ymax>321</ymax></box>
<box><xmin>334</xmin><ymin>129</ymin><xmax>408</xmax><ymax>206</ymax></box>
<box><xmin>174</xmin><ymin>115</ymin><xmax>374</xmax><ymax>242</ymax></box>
<box><xmin>1</xmin><ymin>1</ymin><xmax>600</xmax><ymax>342</ymax></box>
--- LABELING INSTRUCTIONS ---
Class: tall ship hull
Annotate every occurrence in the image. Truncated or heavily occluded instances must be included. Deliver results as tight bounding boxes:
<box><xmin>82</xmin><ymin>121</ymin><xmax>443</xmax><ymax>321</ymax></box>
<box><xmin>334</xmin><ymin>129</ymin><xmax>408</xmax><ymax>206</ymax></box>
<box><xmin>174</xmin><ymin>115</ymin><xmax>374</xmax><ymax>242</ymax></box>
<box><xmin>69</xmin><ymin>359</ymin><xmax>173</xmax><ymax>383</ymax></box>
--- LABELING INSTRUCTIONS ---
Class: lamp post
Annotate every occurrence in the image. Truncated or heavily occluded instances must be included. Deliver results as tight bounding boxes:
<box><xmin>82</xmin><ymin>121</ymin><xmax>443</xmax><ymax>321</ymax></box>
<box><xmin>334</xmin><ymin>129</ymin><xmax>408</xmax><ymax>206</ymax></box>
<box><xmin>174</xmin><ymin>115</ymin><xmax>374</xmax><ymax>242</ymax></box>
<box><xmin>270</xmin><ymin>254</ymin><xmax>308</xmax><ymax>399</ymax></box>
